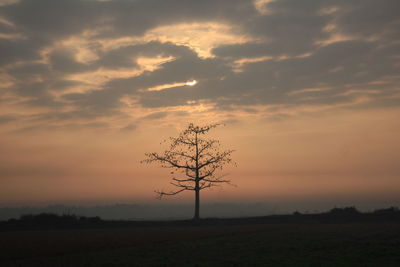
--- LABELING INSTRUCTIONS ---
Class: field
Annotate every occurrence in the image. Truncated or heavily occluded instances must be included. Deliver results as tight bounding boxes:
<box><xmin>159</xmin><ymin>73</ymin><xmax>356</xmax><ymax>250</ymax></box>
<box><xmin>1</xmin><ymin>221</ymin><xmax>400</xmax><ymax>266</ymax></box>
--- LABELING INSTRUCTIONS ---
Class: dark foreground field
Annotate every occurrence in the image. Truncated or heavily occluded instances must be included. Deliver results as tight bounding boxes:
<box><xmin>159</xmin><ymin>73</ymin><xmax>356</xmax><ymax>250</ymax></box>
<box><xmin>1</xmin><ymin>221</ymin><xmax>400</xmax><ymax>267</ymax></box>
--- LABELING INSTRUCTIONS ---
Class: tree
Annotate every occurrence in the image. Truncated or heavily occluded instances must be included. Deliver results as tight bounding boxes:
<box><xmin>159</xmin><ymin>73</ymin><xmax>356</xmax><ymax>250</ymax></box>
<box><xmin>142</xmin><ymin>123</ymin><xmax>236</xmax><ymax>220</ymax></box>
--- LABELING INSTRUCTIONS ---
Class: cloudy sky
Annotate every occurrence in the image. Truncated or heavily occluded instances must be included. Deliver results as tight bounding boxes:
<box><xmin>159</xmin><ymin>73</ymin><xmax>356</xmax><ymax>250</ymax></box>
<box><xmin>0</xmin><ymin>0</ymin><xmax>399</xmax><ymax>209</ymax></box>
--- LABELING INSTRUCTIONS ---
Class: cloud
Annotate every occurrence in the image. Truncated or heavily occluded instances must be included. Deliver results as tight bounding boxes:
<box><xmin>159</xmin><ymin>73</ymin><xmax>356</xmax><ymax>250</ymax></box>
<box><xmin>121</xmin><ymin>122</ymin><xmax>137</xmax><ymax>132</ymax></box>
<box><xmin>0</xmin><ymin>0</ymin><xmax>399</xmax><ymax>131</ymax></box>
<box><xmin>0</xmin><ymin>114</ymin><xmax>16</xmax><ymax>123</ymax></box>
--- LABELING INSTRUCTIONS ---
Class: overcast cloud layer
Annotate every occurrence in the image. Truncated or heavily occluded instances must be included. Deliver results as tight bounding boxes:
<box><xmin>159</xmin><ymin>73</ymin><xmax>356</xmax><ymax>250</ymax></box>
<box><xmin>1</xmin><ymin>0</ymin><xmax>400</xmax><ymax>207</ymax></box>
<box><xmin>0</xmin><ymin>0</ymin><xmax>399</xmax><ymax>132</ymax></box>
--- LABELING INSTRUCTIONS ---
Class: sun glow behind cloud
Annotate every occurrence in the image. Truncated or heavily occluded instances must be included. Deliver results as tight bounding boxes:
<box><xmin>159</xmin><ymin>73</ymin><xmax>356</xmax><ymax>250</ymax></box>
<box><xmin>51</xmin><ymin>22</ymin><xmax>252</xmax><ymax>61</ymax></box>
<box><xmin>145</xmin><ymin>23</ymin><xmax>254</xmax><ymax>58</ymax></box>
<box><xmin>147</xmin><ymin>82</ymin><xmax>186</xmax><ymax>92</ymax></box>
<box><xmin>186</xmin><ymin>80</ymin><xmax>197</xmax><ymax>86</ymax></box>
<box><xmin>58</xmin><ymin>55</ymin><xmax>175</xmax><ymax>96</ymax></box>
<box><xmin>147</xmin><ymin>80</ymin><xmax>197</xmax><ymax>92</ymax></box>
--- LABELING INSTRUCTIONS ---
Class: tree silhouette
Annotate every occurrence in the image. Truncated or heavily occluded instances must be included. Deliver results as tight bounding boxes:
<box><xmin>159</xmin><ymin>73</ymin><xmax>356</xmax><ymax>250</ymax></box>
<box><xmin>142</xmin><ymin>123</ymin><xmax>235</xmax><ymax>220</ymax></box>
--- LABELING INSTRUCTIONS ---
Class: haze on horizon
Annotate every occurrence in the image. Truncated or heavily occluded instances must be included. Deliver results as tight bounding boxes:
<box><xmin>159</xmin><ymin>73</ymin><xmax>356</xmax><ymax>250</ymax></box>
<box><xmin>0</xmin><ymin>0</ymin><xmax>399</xmax><ymax>212</ymax></box>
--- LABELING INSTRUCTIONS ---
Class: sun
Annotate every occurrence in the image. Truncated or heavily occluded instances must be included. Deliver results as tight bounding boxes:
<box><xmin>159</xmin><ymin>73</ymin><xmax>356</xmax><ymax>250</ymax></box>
<box><xmin>186</xmin><ymin>80</ymin><xmax>197</xmax><ymax>86</ymax></box>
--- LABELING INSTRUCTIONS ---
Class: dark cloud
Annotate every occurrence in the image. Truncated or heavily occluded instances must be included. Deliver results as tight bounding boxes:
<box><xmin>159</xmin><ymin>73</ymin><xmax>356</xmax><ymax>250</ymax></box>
<box><xmin>119</xmin><ymin>111</ymin><xmax>169</xmax><ymax>131</ymax></box>
<box><xmin>332</xmin><ymin>0</ymin><xmax>400</xmax><ymax>41</ymax></box>
<box><xmin>0</xmin><ymin>0</ymin><xmax>399</xmax><ymax>129</ymax></box>
<box><xmin>1</xmin><ymin>0</ymin><xmax>103</xmax><ymax>39</ymax></box>
<box><xmin>0</xmin><ymin>38</ymin><xmax>45</xmax><ymax>66</ymax></box>
<box><xmin>0</xmin><ymin>114</ymin><xmax>16</xmax><ymax>124</ymax></box>
<box><xmin>98</xmin><ymin>41</ymin><xmax>197</xmax><ymax>69</ymax></box>
<box><xmin>142</xmin><ymin>112</ymin><xmax>168</xmax><ymax>120</ymax></box>
<box><xmin>48</xmin><ymin>48</ymin><xmax>94</xmax><ymax>73</ymax></box>
<box><xmin>98</xmin><ymin>0</ymin><xmax>256</xmax><ymax>37</ymax></box>
<box><xmin>121</xmin><ymin>123</ymin><xmax>137</xmax><ymax>132</ymax></box>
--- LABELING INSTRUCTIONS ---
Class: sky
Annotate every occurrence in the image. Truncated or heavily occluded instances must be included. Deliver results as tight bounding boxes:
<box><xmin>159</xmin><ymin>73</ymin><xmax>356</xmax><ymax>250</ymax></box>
<box><xmin>0</xmin><ymin>0</ymin><xmax>400</xmax><ymax>211</ymax></box>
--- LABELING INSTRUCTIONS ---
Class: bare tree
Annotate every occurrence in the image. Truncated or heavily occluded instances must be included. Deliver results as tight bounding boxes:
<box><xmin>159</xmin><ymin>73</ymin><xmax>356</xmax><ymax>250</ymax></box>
<box><xmin>142</xmin><ymin>123</ymin><xmax>236</xmax><ymax>220</ymax></box>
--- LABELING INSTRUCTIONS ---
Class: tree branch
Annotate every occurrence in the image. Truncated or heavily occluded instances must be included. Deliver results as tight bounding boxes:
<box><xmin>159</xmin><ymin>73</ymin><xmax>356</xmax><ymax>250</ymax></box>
<box><xmin>144</xmin><ymin>153</ymin><xmax>195</xmax><ymax>170</ymax></box>
<box><xmin>172</xmin><ymin>177</ymin><xmax>195</xmax><ymax>182</ymax></box>
<box><xmin>155</xmin><ymin>188</ymin><xmax>190</xmax><ymax>199</ymax></box>
<box><xmin>143</xmin><ymin>123</ymin><xmax>236</xmax><ymax>203</ymax></box>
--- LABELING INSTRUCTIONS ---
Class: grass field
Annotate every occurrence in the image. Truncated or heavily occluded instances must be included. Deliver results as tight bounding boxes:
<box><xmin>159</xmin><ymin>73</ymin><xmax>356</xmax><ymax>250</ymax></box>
<box><xmin>1</xmin><ymin>222</ymin><xmax>400</xmax><ymax>266</ymax></box>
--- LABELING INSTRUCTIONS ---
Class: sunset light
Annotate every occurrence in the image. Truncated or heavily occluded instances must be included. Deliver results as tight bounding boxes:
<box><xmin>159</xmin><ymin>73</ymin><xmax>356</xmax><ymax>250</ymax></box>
<box><xmin>1</xmin><ymin>0</ymin><xmax>400</xmax><ymax>264</ymax></box>
<box><xmin>186</xmin><ymin>80</ymin><xmax>197</xmax><ymax>86</ymax></box>
<box><xmin>1</xmin><ymin>0</ymin><xmax>399</xmax><ymax>212</ymax></box>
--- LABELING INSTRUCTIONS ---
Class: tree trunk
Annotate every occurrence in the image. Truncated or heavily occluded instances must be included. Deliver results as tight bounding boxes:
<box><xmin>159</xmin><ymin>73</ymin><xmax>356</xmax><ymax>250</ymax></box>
<box><xmin>194</xmin><ymin>182</ymin><xmax>200</xmax><ymax>220</ymax></box>
<box><xmin>194</xmin><ymin>132</ymin><xmax>200</xmax><ymax>220</ymax></box>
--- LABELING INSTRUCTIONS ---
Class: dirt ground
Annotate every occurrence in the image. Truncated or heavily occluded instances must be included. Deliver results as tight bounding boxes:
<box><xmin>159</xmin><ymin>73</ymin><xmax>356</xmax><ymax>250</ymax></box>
<box><xmin>1</xmin><ymin>222</ymin><xmax>400</xmax><ymax>266</ymax></box>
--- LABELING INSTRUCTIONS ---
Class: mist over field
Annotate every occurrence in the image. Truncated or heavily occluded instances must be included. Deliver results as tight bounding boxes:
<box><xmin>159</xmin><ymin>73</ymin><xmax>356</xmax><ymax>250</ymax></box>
<box><xmin>2</xmin><ymin>194</ymin><xmax>400</xmax><ymax>221</ymax></box>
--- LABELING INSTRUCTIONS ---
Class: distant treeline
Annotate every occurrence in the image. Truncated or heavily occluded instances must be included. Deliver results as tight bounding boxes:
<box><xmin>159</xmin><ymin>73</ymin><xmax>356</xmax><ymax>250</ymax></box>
<box><xmin>287</xmin><ymin>206</ymin><xmax>400</xmax><ymax>216</ymax></box>
<box><xmin>1</xmin><ymin>206</ymin><xmax>400</xmax><ymax>231</ymax></box>
<box><xmin>0</xmin><ymin>203</ymin><xmax>272</xmax><ymax>221</ymax></box>
<box><xmin>16</xmin><ymin>213</ymin><xmax>101</xmax><ymax>224</ymax></box>
<box><xmin>1</xmin><ymin>203</ymin><xmax>399</xmax><ymax>221</ymax></box>
<box><xmin>1</xmin><ymin>213</ymin><xmax>102</xmax><ymax>231</ymax></box>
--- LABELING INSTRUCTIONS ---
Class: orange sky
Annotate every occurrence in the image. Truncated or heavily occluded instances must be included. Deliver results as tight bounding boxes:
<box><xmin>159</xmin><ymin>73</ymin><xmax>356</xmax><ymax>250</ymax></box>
<box><xmin>1</xmin><ymin>106</ymin><xmax>399</xmax><ymax>207</ymax></box>
<box><xmin>0</xmin><ymin>0</ymin><xmax>400</xmax><ymax>209</ymax></box>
